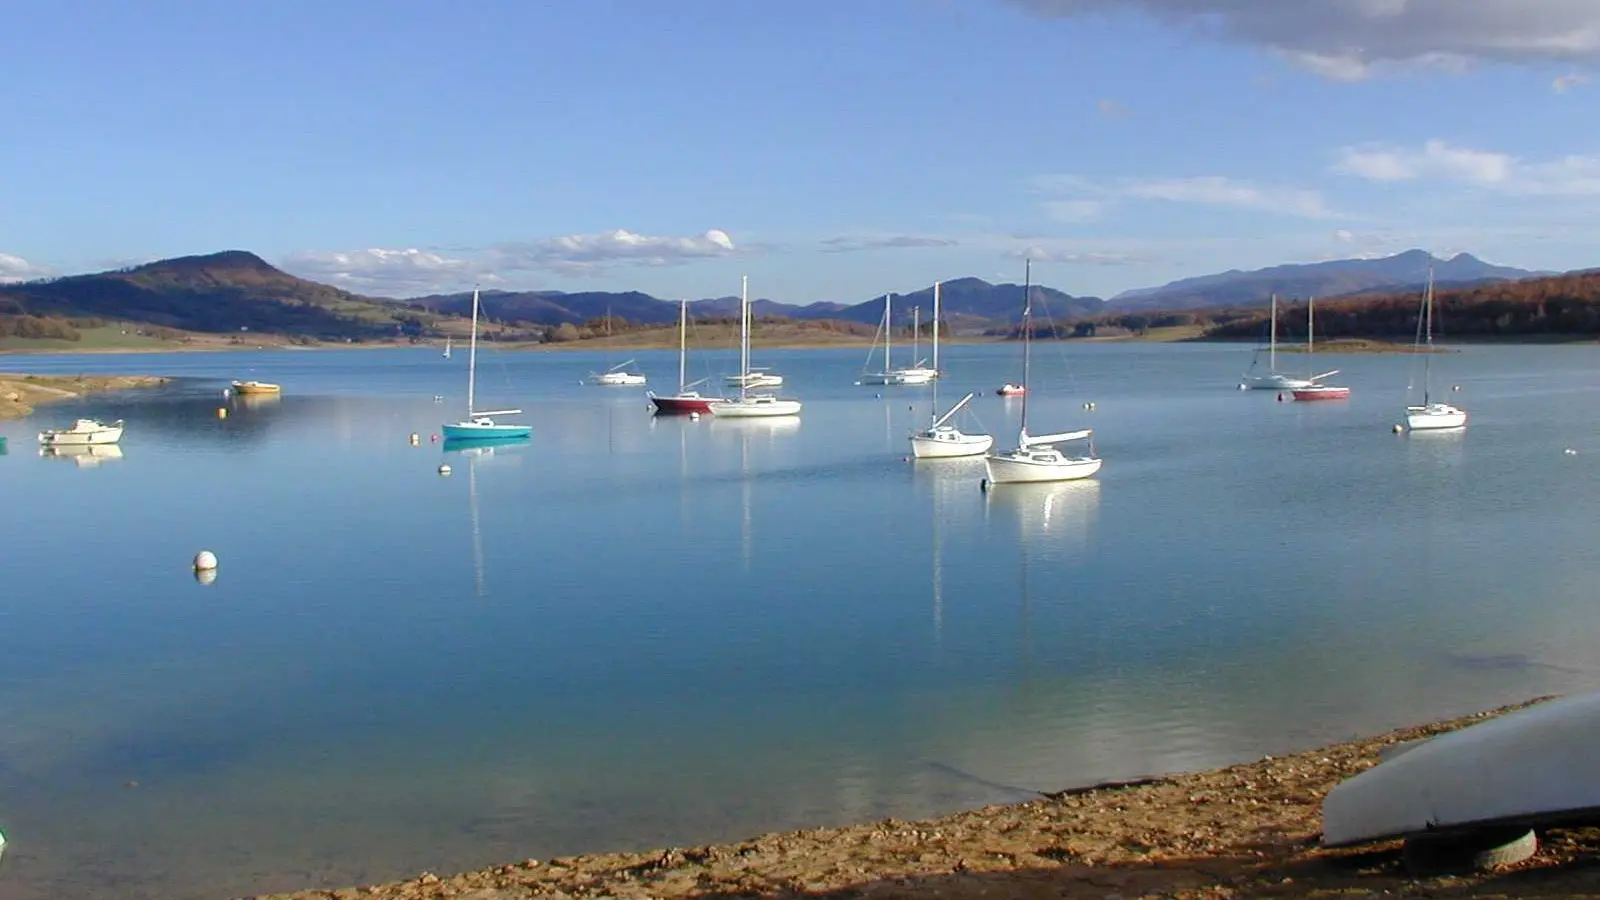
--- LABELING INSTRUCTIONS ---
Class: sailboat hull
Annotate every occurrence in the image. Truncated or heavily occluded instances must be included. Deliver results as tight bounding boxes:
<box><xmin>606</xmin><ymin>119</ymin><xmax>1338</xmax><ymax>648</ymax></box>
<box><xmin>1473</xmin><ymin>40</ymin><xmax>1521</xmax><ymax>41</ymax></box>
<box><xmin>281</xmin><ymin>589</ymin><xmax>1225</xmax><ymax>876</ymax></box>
<box><xmin>650</xmin><ymin>394</ymin><xmax>718</xmax><ymax>415</ymax></box>
<box><xmin>709</xmin><ymin>396</ymin><xmax>802</xmax><ymax>417</ymax></box>
<box><xmin>984</xmin><ymin>450</ymin><xmax>1102</xmax><ymax>484</ymax></box>
<box><xmin>442</xmin><ymin>422</ymin><xmax>532</xmax><ymax>440</ymax></box>
<box><xmin>910</xmin><ymin>429</ymin><xmax>993</xmax><ymax>458</ymax></box>
<box><xmin>1241</xmin><ymin>373</ymin><xmax>1315</xmax><ymax>390</ymax></box>
<box><xmin>1292</xmin><ymin>385</ymin><xmax>1351</xmax><ymax>401</ymax></box>
<box><xmin>1406</xmin><ymin>404</ymin><xmax>1467</xmax><ymax>430</ymax></box>
<box><xmin>861</xmin><ymin>369</ymin><xmax>937</xmax><ymax>386</ymax></box>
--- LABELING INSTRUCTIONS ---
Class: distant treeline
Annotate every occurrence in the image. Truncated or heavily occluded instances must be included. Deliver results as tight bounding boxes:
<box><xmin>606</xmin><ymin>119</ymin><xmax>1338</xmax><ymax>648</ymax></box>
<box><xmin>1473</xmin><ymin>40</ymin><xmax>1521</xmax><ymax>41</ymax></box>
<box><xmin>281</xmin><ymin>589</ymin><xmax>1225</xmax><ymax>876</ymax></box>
<box><xmin>986</xmin><ymin>273</ymin><xmax>1600</xmax><ymax>341</ymax></box>
<box><xmin>538</xmin><ymin>314</ymin><xmax>878</xmax><ymax>343</ymax></box>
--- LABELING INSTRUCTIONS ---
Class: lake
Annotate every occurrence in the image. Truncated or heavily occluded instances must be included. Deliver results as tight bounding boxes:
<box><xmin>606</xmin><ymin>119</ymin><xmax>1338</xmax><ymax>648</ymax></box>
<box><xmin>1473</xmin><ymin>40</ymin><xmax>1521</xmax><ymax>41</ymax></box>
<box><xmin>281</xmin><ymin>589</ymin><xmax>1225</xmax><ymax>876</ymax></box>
<box><xmin>1</xmin><ymin>340</ymin><xmax>1598</xmax><ymax>898</ymax></box>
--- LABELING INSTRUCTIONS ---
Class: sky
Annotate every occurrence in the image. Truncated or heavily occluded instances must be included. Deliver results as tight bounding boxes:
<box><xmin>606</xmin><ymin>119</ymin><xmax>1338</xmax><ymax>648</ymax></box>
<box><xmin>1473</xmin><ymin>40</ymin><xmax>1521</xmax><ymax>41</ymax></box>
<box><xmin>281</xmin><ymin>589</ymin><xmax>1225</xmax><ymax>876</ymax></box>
<box><xmin>4</xmin><ymin>0</ymin><xmax>1600</xmax><ymax>302</ymax></box>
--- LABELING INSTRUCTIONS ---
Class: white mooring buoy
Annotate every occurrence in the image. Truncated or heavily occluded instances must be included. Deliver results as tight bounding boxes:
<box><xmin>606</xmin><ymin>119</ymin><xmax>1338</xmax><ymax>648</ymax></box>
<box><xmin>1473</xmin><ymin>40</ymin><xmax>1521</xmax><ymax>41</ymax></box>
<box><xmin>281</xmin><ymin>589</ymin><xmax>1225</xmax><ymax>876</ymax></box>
<box><xmin>438</xmin><ymin>463</ymin><xmax>453</xmax><ymax>475</ymax></box>
<box><xmin>194</xmin><ymin>550</ymin><xmax>218</xmax><ymax>571</ymax></box>
<box><xmin>1393</xmin><ymin>424</ymin><xmax>1404</xmax><ymax>434</ymax></box>
<box><xmin>690</xmin><ymin>411</ymin><xmax>700</xmax><ymax>421</ymax></box>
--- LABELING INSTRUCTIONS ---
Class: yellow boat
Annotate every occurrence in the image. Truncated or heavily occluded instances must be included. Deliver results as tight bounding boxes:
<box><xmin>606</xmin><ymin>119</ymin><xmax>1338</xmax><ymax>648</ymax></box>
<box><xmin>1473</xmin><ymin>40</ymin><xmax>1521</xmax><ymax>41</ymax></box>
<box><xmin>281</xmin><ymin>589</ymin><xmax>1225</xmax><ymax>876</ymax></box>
<box><xmin>230</xmin><ymin>380</ymin><xmax>282</xmax><ymax>395</ymax></box>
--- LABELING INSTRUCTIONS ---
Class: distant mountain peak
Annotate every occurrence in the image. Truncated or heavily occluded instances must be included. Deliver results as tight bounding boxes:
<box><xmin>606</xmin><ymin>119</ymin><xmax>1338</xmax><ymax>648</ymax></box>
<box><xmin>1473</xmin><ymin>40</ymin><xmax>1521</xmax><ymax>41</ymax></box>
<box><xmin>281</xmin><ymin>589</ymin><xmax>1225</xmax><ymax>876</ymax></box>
<box><xmin>1107</xmin><ymin>248</ymin><xmax>1543</xmax><ymax>312</ymax></box>
<box><xmin>135</xmin><ymin>250</ymin><xmax>279</xmax><ymax>274</ymax></box>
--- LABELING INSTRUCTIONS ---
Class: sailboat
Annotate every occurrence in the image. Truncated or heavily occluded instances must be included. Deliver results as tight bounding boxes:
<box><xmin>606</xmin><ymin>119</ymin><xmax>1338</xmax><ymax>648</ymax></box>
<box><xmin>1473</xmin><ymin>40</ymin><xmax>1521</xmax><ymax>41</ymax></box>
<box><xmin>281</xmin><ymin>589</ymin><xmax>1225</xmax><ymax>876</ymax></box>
<box><xmin>1405</xmin><ymin>267</ymin><xmax>1467</xmax><ymax>430</ymax></box>
<box><xmin>910</xmin><ymin>281</ymin><xmax>992</xmax><ymax>458</ymax></box>
<box><xmin>859</xmin><ymin>293</ymin><xmax>936</xmax><ymax>385</ymax></box>
<box><xmin>983</xmin><ymin>260</ymin><xmax>1102</xmax><ymax>484</ymax></box>
<box><xmin>586</xmin><ymin>309</ymin><xmax>648</xmax><ymax>385</ymax></box>
<box><xmin>441</xmin><ymin>286</ymin><xmax>531</xmax><ymax>440</ymax></box>
<box><xmin>443</xmin><ymin>337</ymin><xmax>451</xmax><ymax>359</ymax></box>
<box><xmin>1240</xmin><ymin>294</ymin><xmax>1317</xmax><ymax>390</ymax></box>
<box><xmin>709</xmin><ymin>276</ymin><xmax>802</xmax><ymax>418</ymax></box>
<box><xmin>649</xmin><ymin>298</ymin><xmax>724</xmax><ymax>415</ymax></box>
<box><xmin>1290</xmin><ymin>296</ymin><xmax>1350</xmax><ymax>401</ymax></box>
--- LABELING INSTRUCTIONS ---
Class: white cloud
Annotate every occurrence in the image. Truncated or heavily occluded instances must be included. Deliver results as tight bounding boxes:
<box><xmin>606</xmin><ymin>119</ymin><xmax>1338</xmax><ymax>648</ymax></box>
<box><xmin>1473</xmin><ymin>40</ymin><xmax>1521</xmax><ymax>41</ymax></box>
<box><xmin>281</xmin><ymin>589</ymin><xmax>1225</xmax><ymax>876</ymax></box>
<box><xmin>1553</xmin><ymin>73</ymin><xmax>1589</xmax><ymax>92</ymax></box>
<box><xmin>1334</xmin><ymin>140</ymin><xmax>1515</xmax><ymax>185</ymax></box>
<box><xmin>0</xmin><ymin>252</ymin><xmax>49</xmax><ymax>283</ymax></box>
<box><xmin>1005</xmin><ymin>0</ymin><xmax>1600</xmax><ymax>79</ymax></box>
<box><xmin>280</xmin><ymin>228</ymin><xmax>747</xmax><ymax>295</ymax></box>
<box><xmin>1124</xmin><ymin>176</ymin><xmax>1338</xmax><ymax>218</ymax></box>
<box><xmin>279</xmin><ymin>248</ymin><xmax>480</xmax><ymax>296</ymax></box>
<box><xmin>1333</xmin><ymin>140</ymin><xmax>1600</xmax><ymax>196</ymax></box>
<box><xmin>489</xmin><ymin>228</ymin><xmax>742</xmax><ymax>276</ymax></box>
<box><xmin>1035</xmin><ymin>174</ymin><xmax>1342</xmax><ymax>220</ymax></box>
<box><xmin>818</xmin><ymin>235</ymin><xmax>958</xmax><ymax>253</ymax></box>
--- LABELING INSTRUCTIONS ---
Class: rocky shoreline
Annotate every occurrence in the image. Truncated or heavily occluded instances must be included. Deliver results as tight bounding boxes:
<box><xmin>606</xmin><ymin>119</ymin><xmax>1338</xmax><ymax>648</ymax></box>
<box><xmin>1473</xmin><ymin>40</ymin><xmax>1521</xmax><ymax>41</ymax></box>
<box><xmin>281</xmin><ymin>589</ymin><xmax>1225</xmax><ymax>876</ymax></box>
<box><xmin>250</xmin><ymin>697</ymin><xmax>1600</xmax><ymax>900</ymax></box>
<box><xmin>0</xmin><ymin>373</ymin><xmax>169</xmax><ymax>420</ymax></box>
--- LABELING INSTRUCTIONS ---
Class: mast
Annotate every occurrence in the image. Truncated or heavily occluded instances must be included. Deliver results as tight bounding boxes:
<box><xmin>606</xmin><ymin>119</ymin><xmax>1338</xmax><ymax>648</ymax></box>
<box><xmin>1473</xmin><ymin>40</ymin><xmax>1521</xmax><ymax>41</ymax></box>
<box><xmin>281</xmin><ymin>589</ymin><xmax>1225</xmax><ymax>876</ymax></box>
<box><xmin>912</xmin><ymin>305</ymin><xmax>920</xmax><ymax>368</ymax></box>
<box><xmin>467</xmin><ymin>285</ymin><xmax>480</xmax><ymax>415</ymax></box>
<box><xmin>930</xmin><ymin>281</ymin><xmax>941</xmax><ymax>419</ymax></box>
<box><xmin>677</xmin><ymin>297</ymin><xmax>688</xmax><ymax>393</ymax></box>
<box><xmin>885</xmin><ymin>293</ymin><xmax>893</xmax><ymax>372</ymax></box>
<box><xmin>739</xmin><ymin>276</ymin><xmax>750</xmax><ymax>400</ymax></box>
<box><xmin>1268</xmin><ymin>294</ymin><xmax>1277</xmax><ymax>373</ymax></box>
<box><xmin>1306</xmin><ymin>295</ymin><xmax>1315</xmax><ymax>378</ymax></box>
<box><xmin>1021</xmin><ymin>259</ymin><xmax>1032</xmax><ymax>438</ymax></box>
<box><xmin>1423</xmin><ymin>264</ymin><xmax>1434</xmax><ymax>405</ymax></box>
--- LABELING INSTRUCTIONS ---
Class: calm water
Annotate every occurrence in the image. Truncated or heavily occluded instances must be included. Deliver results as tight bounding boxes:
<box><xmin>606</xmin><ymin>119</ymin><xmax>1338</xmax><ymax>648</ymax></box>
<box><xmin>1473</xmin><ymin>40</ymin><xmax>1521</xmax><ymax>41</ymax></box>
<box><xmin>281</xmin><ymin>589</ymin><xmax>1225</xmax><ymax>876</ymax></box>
<box><xmin>2</xmin><ymin>341</ymin><xmax>1599</xmax><ymax>898</ymax></box>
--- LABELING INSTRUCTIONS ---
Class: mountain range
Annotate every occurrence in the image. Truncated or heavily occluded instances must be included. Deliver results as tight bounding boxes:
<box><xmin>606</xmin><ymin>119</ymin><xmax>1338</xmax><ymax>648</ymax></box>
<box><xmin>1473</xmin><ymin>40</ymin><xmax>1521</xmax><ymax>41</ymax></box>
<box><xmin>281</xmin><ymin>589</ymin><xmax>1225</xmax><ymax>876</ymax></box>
<box><xmin>0</xmin><ymin>248</ymin><xmax>1559</xmax><ymax>340</ymax></box>
<box><xmin>1108</xmin><ymin>250</ymin><xmax>1546</xmax><ymax>311</ymax></box>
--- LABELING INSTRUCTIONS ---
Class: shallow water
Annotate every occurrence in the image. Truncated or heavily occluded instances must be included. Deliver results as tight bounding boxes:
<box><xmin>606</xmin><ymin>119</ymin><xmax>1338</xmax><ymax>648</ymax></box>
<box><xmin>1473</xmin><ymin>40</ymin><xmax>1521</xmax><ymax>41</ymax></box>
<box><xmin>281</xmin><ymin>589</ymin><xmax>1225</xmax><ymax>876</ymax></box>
<box><xmin>1</xmin><ymin>341</ymin><xmax>1598</xmax><ymax>898</ymax></box>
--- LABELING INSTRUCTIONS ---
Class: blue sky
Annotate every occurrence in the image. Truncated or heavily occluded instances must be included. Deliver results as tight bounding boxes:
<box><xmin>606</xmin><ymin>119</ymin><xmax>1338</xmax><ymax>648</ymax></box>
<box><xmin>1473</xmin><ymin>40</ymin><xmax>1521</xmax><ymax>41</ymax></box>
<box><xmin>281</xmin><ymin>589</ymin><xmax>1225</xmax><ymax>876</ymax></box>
<box><xmin>4</xmin><ymin>0</ymin><xmax>1599</xmax><ymax>301</ymax></box>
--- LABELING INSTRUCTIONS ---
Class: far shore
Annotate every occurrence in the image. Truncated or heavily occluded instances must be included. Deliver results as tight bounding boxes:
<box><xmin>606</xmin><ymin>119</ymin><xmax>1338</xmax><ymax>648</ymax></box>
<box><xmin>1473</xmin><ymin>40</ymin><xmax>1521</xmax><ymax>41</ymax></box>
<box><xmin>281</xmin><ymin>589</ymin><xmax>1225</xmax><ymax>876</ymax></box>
<box><xmin>250</xmin><ymin>696</ymin><xmax>1600</xmax><ymax>900</ymax></box>
<box><xmin>4</xmin><ymin>329</ymin><xmax>1599</xmax><ymax>358</ymax></box>
<box><xmin>0</xmin><ymin>373</ymin><xmax>170</xmax><ymax>420</ymax></box>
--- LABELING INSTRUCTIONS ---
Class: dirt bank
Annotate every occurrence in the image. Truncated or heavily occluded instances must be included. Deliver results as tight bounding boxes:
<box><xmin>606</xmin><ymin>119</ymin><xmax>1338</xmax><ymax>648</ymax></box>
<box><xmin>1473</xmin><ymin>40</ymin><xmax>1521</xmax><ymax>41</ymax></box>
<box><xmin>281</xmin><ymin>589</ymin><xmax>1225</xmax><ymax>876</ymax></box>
<box><xmin>251</xmin><ymin>697</ymin><xmax>1600</xmax><ymax>900</ymax></box>
<box><xmin>0</xmin><ymin>373</ymin><xmax>170</xmax><ymax>420</ymax></box>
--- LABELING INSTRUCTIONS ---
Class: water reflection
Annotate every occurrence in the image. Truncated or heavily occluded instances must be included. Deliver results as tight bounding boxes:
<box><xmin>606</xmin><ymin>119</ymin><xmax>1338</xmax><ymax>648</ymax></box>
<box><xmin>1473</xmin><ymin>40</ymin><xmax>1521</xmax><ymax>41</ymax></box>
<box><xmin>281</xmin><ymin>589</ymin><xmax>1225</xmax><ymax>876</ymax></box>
<box><xmin>984</xmin><ymin>479</ymin><xmax>1102</xmax><ymax>549</ymax></box>
<box><xmin>39</xmin><ymin>443</ymin><xmax>125</xmax><ymax>467</ymax></box>
<box><xmin>913</xmin><ymin>458</ymin><xmax>986</xmax><ymax>647</ymax></box>
<box><xmin>230</xmin><ymin>392</ymin><xmax>282</xmax><ymax>411</ymax></box>
<box><xmin>442</xmin><ymin>436</ymin><xmax>531</xmax><ymax>598</ymax></box>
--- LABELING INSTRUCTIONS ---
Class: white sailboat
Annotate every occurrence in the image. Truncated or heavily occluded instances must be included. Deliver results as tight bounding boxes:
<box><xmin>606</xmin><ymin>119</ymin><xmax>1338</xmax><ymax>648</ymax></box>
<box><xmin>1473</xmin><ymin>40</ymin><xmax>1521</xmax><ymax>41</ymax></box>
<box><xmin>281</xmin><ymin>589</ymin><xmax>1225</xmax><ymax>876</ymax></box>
<box><xmin>443</xmin><ymin>336</ymin><xmax>451</xmax><ymax>359</ymax></box>
<box><xmin>441</xmin><ymin>286</ymin><xmax>531</xmax><ymax>441</ymax></box>
<box><xmin>1289</xmin><ymin>296</ymin><xmax>1351</xmax><ymax>401</ymax></box>
<box><xmin>859</xmin><ymin>293</ymin><xmax>936</xmax><ymax>385</ymax></box>
<box><xmin>910</xmin><ymin>281</ymin><xmax>992</xmax><ymax>458</ymax></box>
<box><xmin>709</xmin><ymin>276</ymin><xmax>802</xmax><ymax>418</ymax></box>
<box><xmin>1405</xmin><ymin>266</ymin><xmax>1467</xmax><ymax>431</ymax></box>
<box><xmin>586</xmin><ymin>309</ymin><xmax>648</xmax><ymax>385</ymax></box>
<box><xmin>1239</xmin><ymin>294</ymin><xmax>1316</xmax><ymax>390</ymax></box>
<box><xmin>983</xmin><ymin>260</ymin><xmax>1101</xmax><ymax>484</ymax></box>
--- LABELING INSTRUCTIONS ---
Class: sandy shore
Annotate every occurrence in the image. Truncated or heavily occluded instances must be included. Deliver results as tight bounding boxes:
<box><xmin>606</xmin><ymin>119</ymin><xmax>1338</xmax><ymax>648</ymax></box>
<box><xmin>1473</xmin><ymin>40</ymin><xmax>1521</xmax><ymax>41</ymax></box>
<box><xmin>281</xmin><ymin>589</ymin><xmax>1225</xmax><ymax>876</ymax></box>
<box><xmin>0</xmin><ymin>373</ymin><xmax>170</xmax><ymax>420</ymax></box>
<box><xmin>250</xmin><ymin>697</ymin><xmax>1599</xmax><ymax>900</ymax></box>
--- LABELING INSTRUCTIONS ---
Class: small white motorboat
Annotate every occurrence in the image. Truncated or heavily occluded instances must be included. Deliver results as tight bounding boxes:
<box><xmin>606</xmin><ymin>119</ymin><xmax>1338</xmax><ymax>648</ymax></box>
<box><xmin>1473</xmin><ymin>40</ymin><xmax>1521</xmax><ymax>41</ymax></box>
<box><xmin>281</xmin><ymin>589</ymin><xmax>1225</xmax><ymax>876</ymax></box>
<box><xmin>38</xmin><ymin>418</ymin><xmax>124</xmax><ymax>446</ymax></box>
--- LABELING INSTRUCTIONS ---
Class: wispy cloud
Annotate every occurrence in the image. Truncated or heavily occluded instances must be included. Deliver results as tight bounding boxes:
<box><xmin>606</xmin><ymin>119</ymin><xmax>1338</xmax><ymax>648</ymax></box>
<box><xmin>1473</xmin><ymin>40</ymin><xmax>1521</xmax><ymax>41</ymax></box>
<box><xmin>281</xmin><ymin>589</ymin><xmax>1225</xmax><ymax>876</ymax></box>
<box><xmin>0</xmin><ymin>252</ymin><xmax>49</xmax><ymax>284</ymax></box>
<box><xmin>489</xmin><ymin>228</ymin><xmax>743</xmax><ymax>276</ymax></box>
<box><xmin>818</xmin><ymin>235</ymin><xmax>958</xmax><ymax>253</ymax></box>
<box><xmin>1553</xmin><ymin>73</ymin><xmax>1589</xmax><ymax>92</ymax></box>
<box><xmin>1332</xmin><ymin>140</ymin><xmax>1600</xmax><ymax>196</ymax></box>
<box><xmin>282</xmin><ymin>228</ymin><xmax>750</xmax><ymax>295</ymax></box>
<box><xmin>1005</xmin><ymin>246</ymin><xmax>1150</xmax><ymax>265</ymax></box>
<box><xmin>1005</xmin><ymin>0</ymin><xmax>1600</xmax><ymax>80</ymax></box>
<box><xmin>279</xmin><ymin>248</ymin><xmax>481</xmax><ymax>296</ymax></box>
<box><xmin>1034</xmin><ymin>173</ymin><xmax>1344</xmax><ymax>220</ymax></box>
